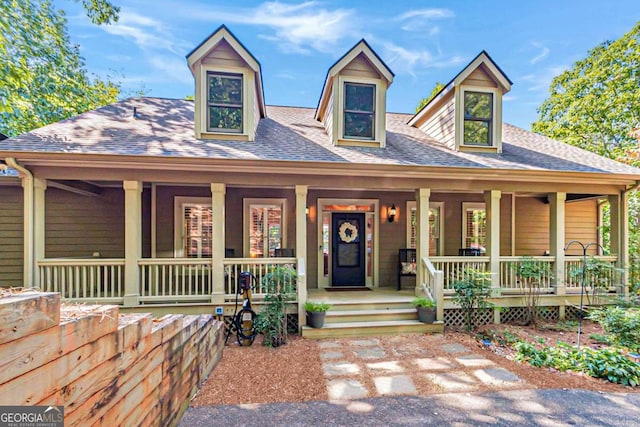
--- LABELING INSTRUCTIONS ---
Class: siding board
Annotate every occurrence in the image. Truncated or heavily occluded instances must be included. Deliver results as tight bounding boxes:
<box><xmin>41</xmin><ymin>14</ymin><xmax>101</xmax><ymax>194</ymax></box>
<box><xmin>0</xmin><ymin>187</ymin><xmax>24</xmax><ymax>287</ymax></box>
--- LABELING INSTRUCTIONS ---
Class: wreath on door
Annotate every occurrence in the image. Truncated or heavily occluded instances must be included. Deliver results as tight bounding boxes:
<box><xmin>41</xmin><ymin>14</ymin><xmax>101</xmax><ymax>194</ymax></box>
<box><xmin>338</xmin><ymin>221</ymin><xmax>358</xmax><ymax>243</ymax></box>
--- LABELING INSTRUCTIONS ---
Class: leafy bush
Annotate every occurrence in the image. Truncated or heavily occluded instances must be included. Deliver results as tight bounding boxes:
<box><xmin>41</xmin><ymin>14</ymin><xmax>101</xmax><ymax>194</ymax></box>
<box><xmin>452</xmin><ymin>268</ymin><xmax>493</xmax><ymax>332</ymax></box>
<box><xmin>515</xmin><ymin>341</ymin><xmax>640</xmax><ymax>386</ymax></box>
<box><xmin>588</xmin><ymin>306</ymin><xmax>640</xmax><ymax>352</ymax></box>
<box><xmin>254</xmin><ymin>266</ymin><xmax>296</xmax><ymax>347</ymax></box>
<box><xmin>515</xmin><ymin>256</ymin><xmax>552</xmax><ymax>326</ymax></box>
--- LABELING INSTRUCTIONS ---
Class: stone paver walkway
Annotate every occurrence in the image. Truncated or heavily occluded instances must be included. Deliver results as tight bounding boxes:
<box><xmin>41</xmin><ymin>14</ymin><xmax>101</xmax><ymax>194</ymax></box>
<box><xmin>320</xmin><ymin>337</ymin><xmax>524</xmax><ymax>400</ymax></box>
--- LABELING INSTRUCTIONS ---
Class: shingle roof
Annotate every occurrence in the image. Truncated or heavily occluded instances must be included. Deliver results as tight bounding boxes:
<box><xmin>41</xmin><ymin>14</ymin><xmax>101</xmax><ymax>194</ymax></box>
<box><xmin>0</xmin><ymin>97</ymin><xmax>638</xmax><ymax>176</ymax></box>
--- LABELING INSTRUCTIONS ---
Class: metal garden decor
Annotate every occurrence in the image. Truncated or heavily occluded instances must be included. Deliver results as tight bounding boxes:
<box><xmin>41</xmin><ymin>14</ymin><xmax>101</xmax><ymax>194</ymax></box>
<box><xmin>564</xmin><ymin>240</ymin><xmax>605</xmax><ymax>349</ymax></box>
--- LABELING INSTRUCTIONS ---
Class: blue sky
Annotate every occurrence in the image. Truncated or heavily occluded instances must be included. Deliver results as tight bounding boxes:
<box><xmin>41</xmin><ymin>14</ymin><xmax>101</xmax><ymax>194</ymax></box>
<box><xmin>58</xmin><ymin>0</ymin><xmax>639</xmax><ymax>129</ymax></box>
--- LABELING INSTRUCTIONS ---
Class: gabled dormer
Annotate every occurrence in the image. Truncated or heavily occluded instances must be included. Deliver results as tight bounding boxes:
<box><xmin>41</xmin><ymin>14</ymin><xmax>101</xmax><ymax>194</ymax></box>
<box><xmin>409</xmin><ymin>51</ymin><xmax>512</xmax><ymax>153</ymax></box>
<box><xmin>187</xmin><ymin>25</ymin><xmax>266</xmax><ymax>141</ymax></box>
<box><xmin>315</xmin><ymin>40</ymin><xmax>394</xmax><ymax>148</ymax></box>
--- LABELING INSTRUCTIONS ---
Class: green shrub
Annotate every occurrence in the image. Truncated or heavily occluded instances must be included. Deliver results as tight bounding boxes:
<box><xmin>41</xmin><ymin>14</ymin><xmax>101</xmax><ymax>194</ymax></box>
<box><xmin>254</xmin><ymin>266</ymin><xmax>296</xmax><ymax>347</ymax></box>
<box><xmin>588</xmin><ymin>306</ymin><xmax>640</xmax><ymax>352</ymax></box>
<box><xmin>452</xmin><ymin>268</ymin><xmax>493</xmax><ymax>332</ymax></box>
<box><xmin>514</xmin><ymin>341</ymin><xmax>640</xmax><ymax>386</ymax></box>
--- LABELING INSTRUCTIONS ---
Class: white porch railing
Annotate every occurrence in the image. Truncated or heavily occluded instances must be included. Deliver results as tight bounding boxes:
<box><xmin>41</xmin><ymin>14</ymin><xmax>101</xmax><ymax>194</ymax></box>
<box><xmin>39</xmin><ymin>259</ymin><xmax>125</xmax><ymax>303</ymax></box>
<box><xmin>499</xmin><ymin>256</ymin><xmax>555</xmax><ymax>292</ymax></box>
<box><xmin>138</xmin><ymin>258</ymin><xmax>212</xmax><ymax>303</ymax></box>
<box><xmin>430</xmin><ymin>256</ymin><xmax>490</xmax><ymax>293</ymax></box>
<box><xmin>223</xmin><ymin>257</ymin><xmax>298</xmax><ymax>299</ymax></box>
<box><xmin>420</xmin><ymin>257</ymin><xmax>444</xmax><ymax>321</ymax></box>
<box><xmin>564</xmin><ymin>255</ymin><xmax>619</xmax><ymax>291</ymax></box>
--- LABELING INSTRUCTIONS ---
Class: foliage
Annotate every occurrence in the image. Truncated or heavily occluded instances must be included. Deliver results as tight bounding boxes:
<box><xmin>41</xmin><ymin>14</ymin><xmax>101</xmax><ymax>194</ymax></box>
<box><xmin>515</xmin><ymin>257</ymin><xmax>553</xmax><ymax>326</ymax></box>
<box><xmin>254</xmin><ymin>266</ymin><xmax>296</xmax><ymax>348</ymax></box>
<box><xmin>569</xmin><ymin>257</ymin><xmax>619</xmax><ymax>304</ymax></box>
<box><xmin>415</xmin><ymin>82</ymin><xmax>446</xmax><ymax>113</ymax></box>
<box><xmin>588</xmin><ymin>306</ymin><xmax>640</xmax><ymax>352</ymax></box>
<box><xmin>0</xmin><ymin>0</ymin><xmax>121</xmax><ymax>136</ymax></box>
<box><xmin>411</xmin><ymin>297</ymin><xmax>436</xmax><ymax>308</ymax></box>
<box><xmin>452</xmin><ymin>268</ymin><xmax>493</xmax><ymax>332</ymax></box>
<box><xmin>589</xmin><ymin>333</ymin><xmax>612</xmax><ymax>345</ymax></box>
<box><xmin>515</xmin><ymin>341</ymin><xmax>640</xmax><ymax>387</ymax></box>
<box><xmin>303</xmin><ymin>301</ymin><xmax>331</xmax><ymax>312</ymax></box>
<box><xmin>532</xmin><ymin>22</ymin><xmax>640</xmax><ymax>258</ymax></box>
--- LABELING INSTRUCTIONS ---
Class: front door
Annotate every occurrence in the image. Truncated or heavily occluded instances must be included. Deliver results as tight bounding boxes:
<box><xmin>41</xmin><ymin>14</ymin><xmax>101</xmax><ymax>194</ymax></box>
<box><xmin>332</xmin><ymin>213</ymin><xmax>365</xmax><ymax>286</ymax></box>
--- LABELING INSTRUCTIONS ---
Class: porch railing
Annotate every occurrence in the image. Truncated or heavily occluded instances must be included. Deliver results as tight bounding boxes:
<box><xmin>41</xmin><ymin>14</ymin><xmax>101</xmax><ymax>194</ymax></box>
<box><xmin>420</xmin><ymin>257</ymin><xmax>444</xmax><ymax>321</ymax></box>
<box><xmin>564</xmin><ymin>255</ymin><xmax>619</xmax><ymax>292</ymax></box>
<box><xmin>430</xmin><ymin>256</ymin><xmax>490</xmax><ymax>293</ymax></box>
<box><xmin>39</xmin><ymin>259</ymin><xmax>125</xmax><ymax>303</ymax></box>
<box><xmin>499</xmin><ymin>256</ymin><xmax>555</xmax><ymax>292</ymax></box>
<box><xmin>223</xmin><ymin>257</ymin><xmax>298</xmax><ymax>299</ymax></box>
<box><xmin>138</xmin><ymin>258</ymin><xmax>212</xmax><ymax>303</ymax></box>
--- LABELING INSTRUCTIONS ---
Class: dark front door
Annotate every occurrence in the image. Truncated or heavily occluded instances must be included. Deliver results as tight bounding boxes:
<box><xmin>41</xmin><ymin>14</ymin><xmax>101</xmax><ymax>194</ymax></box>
<box><xmin>332</xmin><ymin>213</ymin><xmax>365</xmax><ymax>286</ymax></box>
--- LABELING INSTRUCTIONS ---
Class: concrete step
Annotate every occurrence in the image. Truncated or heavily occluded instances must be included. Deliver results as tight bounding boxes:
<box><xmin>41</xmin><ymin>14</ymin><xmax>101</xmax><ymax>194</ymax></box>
<box><xmin>326</xmin><ymin>308</ymin><xmax>418</xmax><ymax>323</ymax></box>
<box><xmin>301</xmin><ymin>320</ymin><xmax>444</xmax><ymax>339</ymax></box>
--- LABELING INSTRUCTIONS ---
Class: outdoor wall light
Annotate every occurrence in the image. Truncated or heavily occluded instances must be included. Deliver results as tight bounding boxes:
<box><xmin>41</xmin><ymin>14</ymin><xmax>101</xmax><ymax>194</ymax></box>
<box><xmin>388</xmin><ymin>204</ymin><xmax>397</xmax><ymax>223</ymax></box>
<box><xmin>305</xmin><ymin>206</ymin><xmax>309</xmax><ymax>215</ymax></box>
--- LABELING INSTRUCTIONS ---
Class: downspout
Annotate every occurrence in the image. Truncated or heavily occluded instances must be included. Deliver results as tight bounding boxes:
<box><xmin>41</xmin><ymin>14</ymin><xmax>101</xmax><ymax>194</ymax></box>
<box><xmin>5</xmin><ymin>158</ymin><xmax>34</xmax><ymax>287</ymax></box>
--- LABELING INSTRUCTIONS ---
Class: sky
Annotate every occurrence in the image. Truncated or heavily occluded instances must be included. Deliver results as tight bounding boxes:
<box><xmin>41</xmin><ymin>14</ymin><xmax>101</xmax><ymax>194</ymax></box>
<box><xmin>57</xmin><ymin>0</ymin><xmax>639</xmax><ymax>130</ymax></box>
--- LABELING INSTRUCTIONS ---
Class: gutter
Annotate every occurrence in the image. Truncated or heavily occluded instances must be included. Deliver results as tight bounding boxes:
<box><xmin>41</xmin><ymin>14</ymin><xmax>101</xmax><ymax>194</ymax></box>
<box><xmin>5</xmin><ymin>157</ymin><xmax>34</xmax><ymax>287</ymax></box>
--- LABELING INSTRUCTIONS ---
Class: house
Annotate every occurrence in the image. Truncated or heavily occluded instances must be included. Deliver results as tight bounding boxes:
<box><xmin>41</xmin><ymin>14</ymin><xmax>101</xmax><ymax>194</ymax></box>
<box><xmin>1</xmin><ymin>26</ymin><xmax>638</xmax><ymax>336</ymax></box>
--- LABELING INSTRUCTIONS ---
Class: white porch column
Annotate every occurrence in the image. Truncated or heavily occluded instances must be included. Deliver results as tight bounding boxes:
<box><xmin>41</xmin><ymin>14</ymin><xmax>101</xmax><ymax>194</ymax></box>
<box><xmin>549</xmin><ymin>192</ymin><xmax>566</xmax><ymax>296</ymax></box>
<box><xmin>33</xmin><ymin>178</ymin><xmax>47</xmax><ymax>288</ymax></box>
<box><xmin>211</xmin><ymin>183</ymin><xmax>226</xmax><ymax>304</ymax></box>
<box><xmin>484</xmin><ymin>190</ymin><xmax>501</xmax><ymax>291</ymax></box>
<box><xmin>415</xmin><ymin>188</ymin><xmax>431</xmax><ymax>294</ymax></box>
<box><xmin>123</xmin><ymin>180</ymin><xmax>142</xmax><ymax>306</ymax></box>
<box><xmin>295</xmin><ymin>185</ymin><xmax>308</xmax><ymax>328</ymax></box>
<box><xmin>609</xmin><ymin>193</ymin><xmax>629</xmax><ymax>294</ymax></box>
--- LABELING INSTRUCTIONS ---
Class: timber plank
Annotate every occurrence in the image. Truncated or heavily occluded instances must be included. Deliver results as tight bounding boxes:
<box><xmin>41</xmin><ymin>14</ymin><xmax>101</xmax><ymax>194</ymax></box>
<box><xmin>0</xmin><ymin>316</ymin><xmax>150</xmax><ymax>404</ymax></box>
<box><xmin>0</xmin><ymin>305</ymin><xmax>119</xmax><ymax>386</ymax></box>
<box><xmin>0</xmin><ymin>292</ymin><xmax>60</xmax><ymax>344</ymax></box>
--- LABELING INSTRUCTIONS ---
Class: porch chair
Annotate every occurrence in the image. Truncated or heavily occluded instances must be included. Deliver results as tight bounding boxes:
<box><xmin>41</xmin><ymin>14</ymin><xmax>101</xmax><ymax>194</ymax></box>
<box><xmin>397</xmin><ymin>248</ymin><xmax>417</xmax><ymax>290</ymax></box>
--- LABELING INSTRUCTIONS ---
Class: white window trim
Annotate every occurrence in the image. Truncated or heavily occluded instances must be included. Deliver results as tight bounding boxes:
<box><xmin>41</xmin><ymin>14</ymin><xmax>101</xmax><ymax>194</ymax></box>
<box><xmin>242</xmin><ymin>198</ymin><xmax>287</xmax><ymax>258</ymax></box>
<box><xmin>406</xmin><ymin>201</ymin><xmax>445</xmax><ymax>255</ymax></box>
<box><xmin>174</xmin><ymin>196</ymin><xmax>212</xmax><ymax>258</ymax></box>
<box><xmin>335</xmin><ymin>75</ymin><xmax>387</xmax><ymax>147</ymax></box>
<box><xmin>199</xmin><ymin>65</ymin><xmax>254</xmax><ymax>138</ymax></box>
<box><xmin>461</xmin><ymin>202</ymin><xmax>486</xmax><ymax>249</ymax></box>
<box><xmin>455</xmin><ymin>85</ymin><xmax>502</xmax><ymax>152</ymax></box>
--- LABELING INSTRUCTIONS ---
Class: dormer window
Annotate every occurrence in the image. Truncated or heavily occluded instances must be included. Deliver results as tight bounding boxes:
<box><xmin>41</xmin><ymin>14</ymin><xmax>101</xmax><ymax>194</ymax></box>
<box><xmin>207</xmin><ymin>72</ymin><xmax>243</xmax><ymax>133</ymax></box>
<box><xmin>463</xmin><ymin>91</ymin><xmax>493</xmax><ymax>146</ymax></box>
<box><xmin>344</xmin><ymin>83</ymin><xmax>375</xmax><ymax>139</ymax></box>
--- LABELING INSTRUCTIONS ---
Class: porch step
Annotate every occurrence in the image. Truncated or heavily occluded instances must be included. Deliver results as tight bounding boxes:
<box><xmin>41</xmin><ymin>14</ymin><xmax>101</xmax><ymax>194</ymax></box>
<box><xmin>321</xmin><ymin>299</ymin><xmax>415</xmax><ymax>312</ymax></box>
<box><xmin>326</xmin><ymin>308</ymin><xmax>418</xmax><ymax>323</ymax></box>
<box><xmin>302</xmin><ymin>320</ymin><xmax>444</xmax><ymax>339</ymax></box>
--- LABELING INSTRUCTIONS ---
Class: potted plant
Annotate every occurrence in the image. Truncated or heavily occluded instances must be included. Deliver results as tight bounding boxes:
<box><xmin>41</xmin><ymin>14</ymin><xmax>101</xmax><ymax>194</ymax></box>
<box><xmin>412</xmin><ymin>297</ymin><xmax>436</xmax><ymax>324</ymax></box>
<box><xmin>304</xmin><ymin>301</ymin><xmax>331</xmax><ymax>328</ymax></box>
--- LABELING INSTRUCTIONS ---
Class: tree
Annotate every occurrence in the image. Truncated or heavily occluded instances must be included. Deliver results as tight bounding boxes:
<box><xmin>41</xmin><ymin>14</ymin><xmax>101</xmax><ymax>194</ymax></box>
<box><xmin>0</xmin><ymin>0</ymin><xmax>121</xmax><ymax>137</ymax></box>
<box><xmin>532</xmin><ymin>22</ymin><xmax>640</xmax><ymax>265</ymax></box>
<box><xmin>415</xmin><ymin>82</ymin><xmax>445</xmax><ymax>113</ymax></box>
<box><xmin>532</xmin><ymin>23</ymin><xmax>640</xmax><ymax>164</ymax></box>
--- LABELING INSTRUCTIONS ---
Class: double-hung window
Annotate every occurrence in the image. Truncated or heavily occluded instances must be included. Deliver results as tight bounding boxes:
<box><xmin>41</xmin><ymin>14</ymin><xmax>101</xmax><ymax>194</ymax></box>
<box><xmin>463</xmin><ymin>91</ymin><xmax>493</xmax><ymax>146</ymax></box>
<box><xmin>244</xmin><ymin>198</ymin><xmax>286</xmax><ymax>258</ymax></box>
<box><xmin>174</xmin><ymin>197</ymin><xmax>213</xmax><ymax>258</ymax></box>
<box><xmin>344</xmin><ymin>83</ymin><xmax>375</xmax><ymax>139</ymax></box>
<box><xmin>462</xmin><ymin>203</ymin><xmax>486</xmax><ymax>252</ymax></box>
<box><xmin>207</xmin><ymin>72</ymin><xmax>243</xmax><ymax>133</ymax></box>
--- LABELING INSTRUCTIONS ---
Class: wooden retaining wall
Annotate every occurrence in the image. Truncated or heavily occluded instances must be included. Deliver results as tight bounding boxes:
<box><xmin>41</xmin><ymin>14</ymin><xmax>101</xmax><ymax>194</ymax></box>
<box><xmin>0</xmin><ymin>291</ymin><xmax>224</xmax><ymax>426</ymax></box>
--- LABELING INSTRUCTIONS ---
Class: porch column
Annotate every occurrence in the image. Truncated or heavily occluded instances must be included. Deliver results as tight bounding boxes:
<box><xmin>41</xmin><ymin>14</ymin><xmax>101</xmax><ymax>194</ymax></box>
<box><xmin>33</xmin><ymin>178</ymin><xmax>47</xmax><ymax>288</ymax></box>
<box><xmin>549</xmin><ymin>192</ymin><xmax>566</xmax><ymax>296</ymax></box>
<box><xmin>295</xmin><ymin>185</ymin><xmax>308</xmax><ymax>328</ymax></box>
<box><xmin>415</xmin><ymin>188</ymin><xmax>431</xmax><ymax>294</ymax></box>
<box><xmin>484</xmin><ymin>190</ymin><xmax>501</xmax><ymax>291</ymax></box>
<box><xmin>123</xmin><ymin>180</ymin><xmax>142</xmax><ymax>306</ymax></box>
<box><xmin>211</xmin><ymin>183</ymin><xmax>226</xmax><ymax>304</ymax></box>
<box><xmin>610</xmin><ymin>192</ymin><xmax>630</xmax><ymax>294</ymax></box>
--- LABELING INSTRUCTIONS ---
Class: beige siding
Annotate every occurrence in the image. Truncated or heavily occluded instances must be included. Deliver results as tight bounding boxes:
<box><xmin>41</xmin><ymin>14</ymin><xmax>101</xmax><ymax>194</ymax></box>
<box><xmin>253</xmin><ymin>81</ymin><xmax>261</xmax><ymax>135</ymax></box>
<box><xmin>515</xmin><ymin>197</ymin><xmax>598</xmax><ymax>256</ymax></box>
<box><xmin>201</xmin><ymin>39</ymin><xmax>246</xmax><ymax>68</ymax></box>
<box><xmin>339</xmin><ymin>54</ymin><xmax>381</xmax><ymax>79</ymax></box>
<box><xmin>0</xmin><ymin>186</ymin><xmax>24</xmax><ymax>287</ymax></box>
<box><xmin>322</xmin><ymin>91</ymin><xmax>334</xmax><ymax>141</ymax></box>
<box><xmin>45</xmin><ymin>188</ymin><xmax>124</xmax><ymax>258</ymax></box>
<box><xmin>461</xmin><ymin>65</ymin><xmax>498</xmax><ymax>88</ymax></box>
<box><xmin>417</xmin><ymin>91</ymin><xmax>455</xmax><ymax>149</ymax></box>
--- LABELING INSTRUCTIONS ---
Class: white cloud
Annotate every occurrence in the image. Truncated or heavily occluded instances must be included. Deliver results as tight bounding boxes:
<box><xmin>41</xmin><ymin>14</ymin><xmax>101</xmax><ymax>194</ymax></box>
<box><xmin>148</xmin><ymin>56</ymin><xmax>193</xmax><ymax>84</ymax></box>
<box><xmin>395</xmin><ymin>8</ymin><xmax>455</xmax><ymax>32</ymax></box>
<box><xmin>530</xmin><ymin>42</ymin><xmax>550</xmax><ymax>64</ymax></box>
<box><xmin>183</xmin><ymin>1</ymin><xmax>357</xmax><ymax>54</ymax></box>
<box><xmin>379</xmin><ymin>41</ymin><xmax>465</xmax><ymax>76</ymax></box>
<box><xmin>525</xmin><ymin>66</ymin><xmax>567</xmax><ymax>92</ymax></box>
<box><xmin>503</xmin><ymin>95</ymin><xmax>517</xmax><ymax>102</ymax></box>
